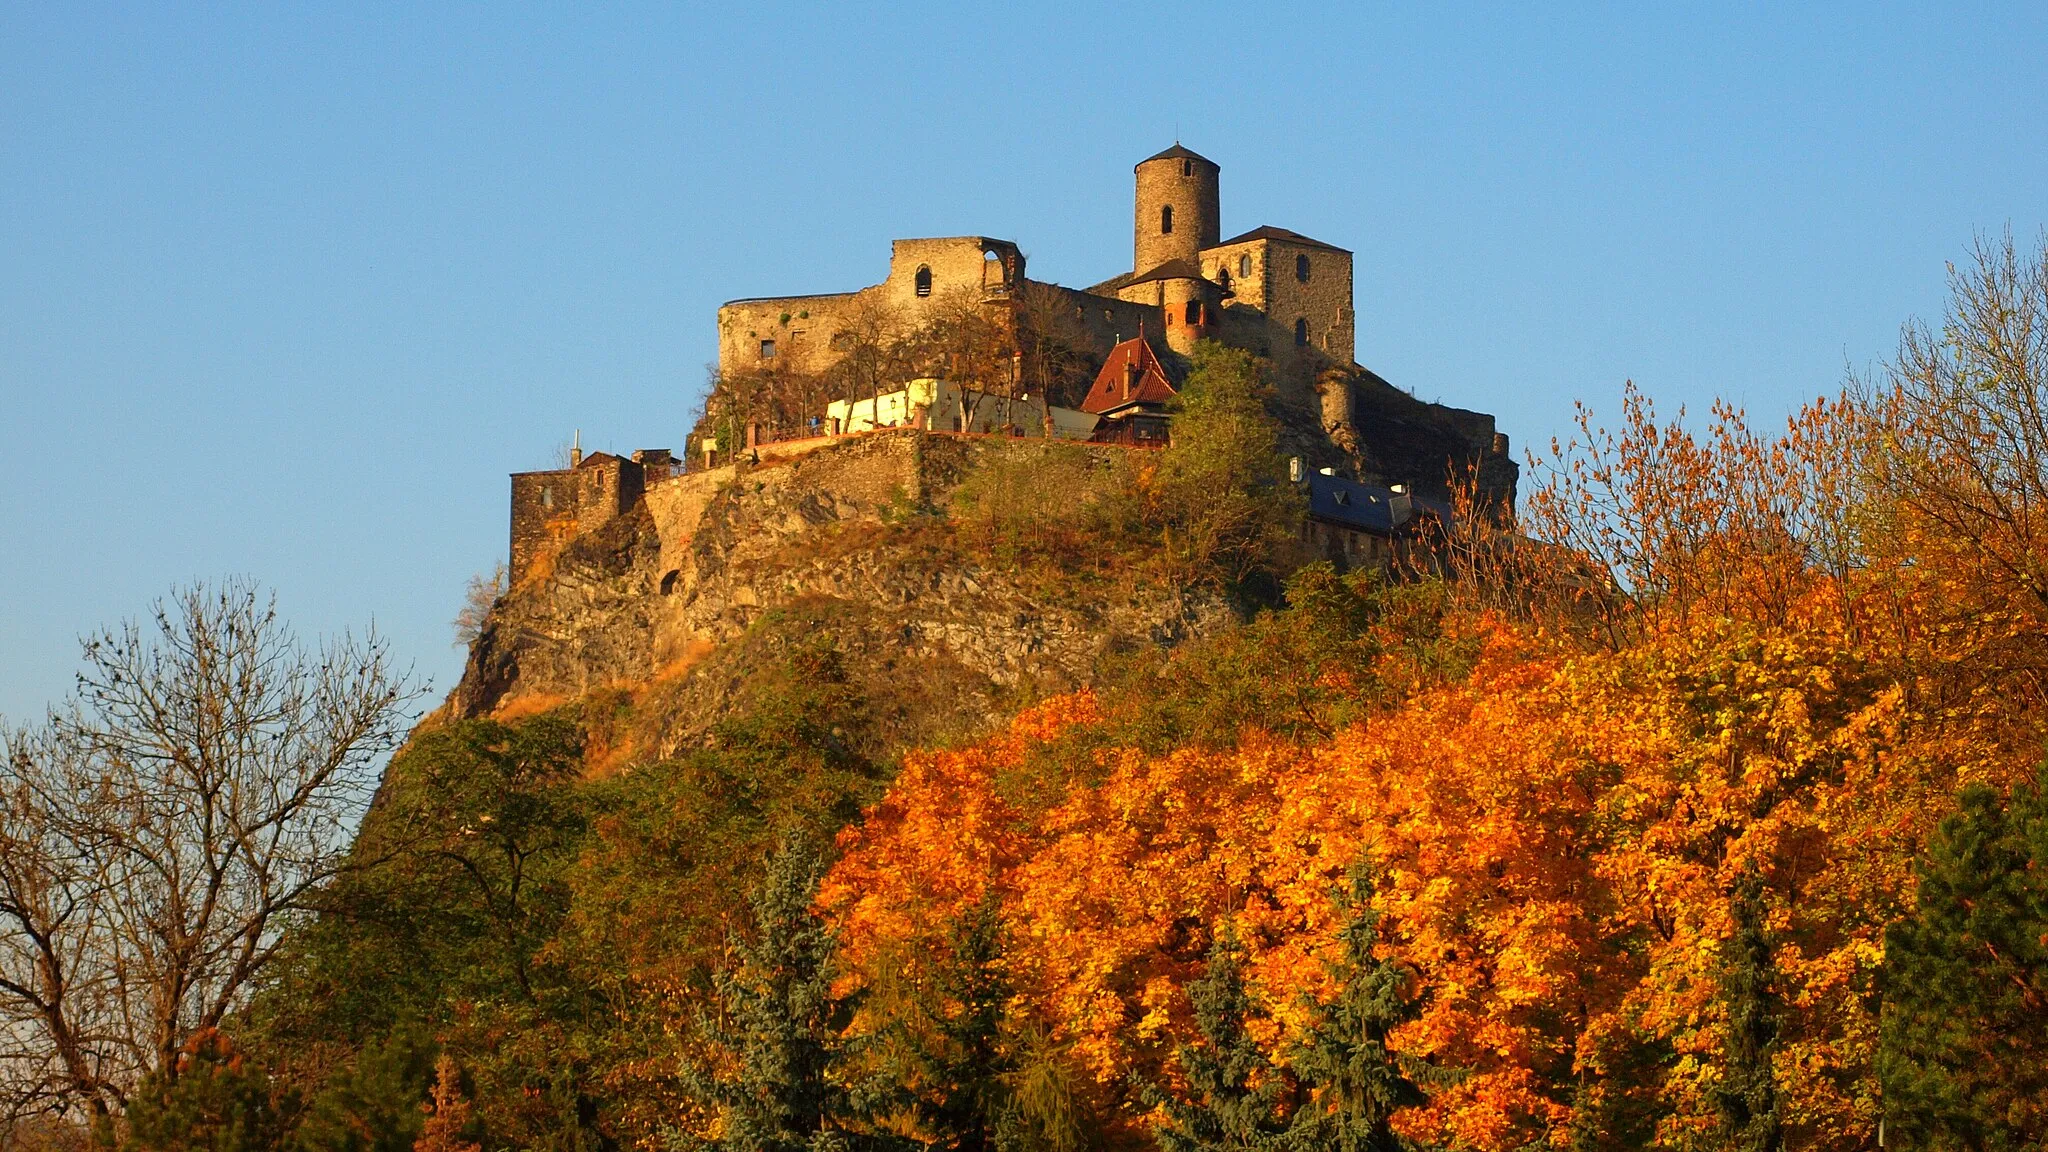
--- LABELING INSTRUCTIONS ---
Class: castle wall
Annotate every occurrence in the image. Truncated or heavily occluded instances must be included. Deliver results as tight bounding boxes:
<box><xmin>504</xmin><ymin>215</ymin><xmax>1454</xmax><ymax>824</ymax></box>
<box><xmin>1259</xmin><ymin>239</ymin><xmax>1355</xmax><ymax>365</ymax></box>
<box><xmin>1200</xmin><ymin>238</ymin><xmax>1272</xmax><ymax>312</ymax></box>
<box><xmin>716</xmin><ymin>237</ymin><xmax>1027</xmax><ymax>381</ymax></box>
<box><xmin>878</xmin><ymin>237</ymin><xmax>1023</xmax><ymax>312</ymax></box>
<box><xmin>508</xmin><ymin>455</ymin><xmax>646</xmax><ymax>584</ymax></box>
<box><xmin>717</xmin><ymin>291</ymin><xmax>861</xmax><ymax>378</ymax></box>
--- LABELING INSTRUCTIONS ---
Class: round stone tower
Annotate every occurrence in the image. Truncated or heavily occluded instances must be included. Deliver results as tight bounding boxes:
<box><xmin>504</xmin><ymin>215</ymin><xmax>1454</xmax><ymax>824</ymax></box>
<box><xmin>1160</xmin><ymin>277</ymin><xmax>1221</xmax><ymax>355</ymax></box>
<box><xmin>1134</xmin><ymin>144</ymin><xmax>1219</xmax><ymax>275</ymax></box>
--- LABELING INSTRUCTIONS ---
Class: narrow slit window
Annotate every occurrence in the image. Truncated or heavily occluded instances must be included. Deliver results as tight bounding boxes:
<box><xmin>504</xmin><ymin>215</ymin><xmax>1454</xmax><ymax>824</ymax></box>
<box><xmin>1161</xmin><ymin>205</ymin><xmax>1173</xmax><ymax>235</ymax></box>
<box><xmin>1239</xmin><ymin>254</ymin><xmax>1252</xmax><ymax>277</ymax></box>
<box><xmin>1294</xmin><ymin>318</ymin><xmax>1309</xmax><ymax>346</ymax></box>
<box><xmin>1296</xmin><ymin>254</ymin><xmax>1311</xmax><ymax>282</ymax></box>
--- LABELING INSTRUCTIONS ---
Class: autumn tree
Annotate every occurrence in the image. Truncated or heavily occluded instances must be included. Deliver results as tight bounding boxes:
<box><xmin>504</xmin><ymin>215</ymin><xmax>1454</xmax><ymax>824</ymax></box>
<box><xmin>1286</xmin><ymin>864</ymin><xmax>1428</xmax><ymax>1152</ymax></box>
<box><xmin>1151</xmin><ymin>342</ymin><xmax>1300</xmax><ymax>593</ymax></box>
<box><xmin>1864</xmin><ymin>229</ymin><xmax>2048</xmax><ymax>696</ymax></box>
<box><xmin>0</xmin><ymin>581</ymin><xmax>416</xmax><ymax>1133</ymax></box>
<box><xmin>1879</xmin><ymin>766</ymin><xmax>2048</xmax><ymax>1148</ymax></box>
<box><xmin>1519</xmin><ymin>382</ymin><xmax>1858</xmax><ymax>645</ymax></box>
<box><xmin>411</xmin><ymin>1058</ymin><xmax>479</xmax><ymax>1152</ymax></box>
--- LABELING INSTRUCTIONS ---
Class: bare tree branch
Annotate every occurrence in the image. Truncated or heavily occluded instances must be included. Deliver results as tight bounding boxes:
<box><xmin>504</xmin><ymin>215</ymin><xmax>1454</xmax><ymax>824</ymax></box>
<box><xmin>0</xmin><ymin>580</ymin><xmax>421</xmax><ymax>1132</ymax></box>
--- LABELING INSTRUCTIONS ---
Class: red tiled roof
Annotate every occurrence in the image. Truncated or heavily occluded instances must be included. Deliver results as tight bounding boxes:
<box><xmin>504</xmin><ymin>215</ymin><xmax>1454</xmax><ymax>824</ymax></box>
<box><xmin>1081</xmin><ymin>336</ymin><xmax>1178</xmax><ymax>415</ymax></box>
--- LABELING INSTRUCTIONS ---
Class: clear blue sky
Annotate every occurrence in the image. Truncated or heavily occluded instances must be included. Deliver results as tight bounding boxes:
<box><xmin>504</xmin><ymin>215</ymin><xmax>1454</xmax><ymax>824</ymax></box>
<box><xmin>4</xmin><ymin>3</ymin><xmax>2044</xmax><ymax>722</ymax></box>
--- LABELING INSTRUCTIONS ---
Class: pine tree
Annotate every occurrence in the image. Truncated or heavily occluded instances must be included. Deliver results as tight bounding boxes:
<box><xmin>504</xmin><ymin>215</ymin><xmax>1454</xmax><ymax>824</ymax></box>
<box><xmin>1880</xmin><ymin>766</ymin><xmax>2048</xmax><ymax>1148</ymax></box>
<box><xmin>289</xmin><ymin>1029</ymin><xmax>438</xmax><ymax>1152</ymax></box>
<box><xmin>117</xmin><ymin>1029</ymin><xmax>288</xmax><ymax>1152</ymax></box>
<box><xmin>1145</xmin><ymin>925</ymin><xmax>1296</xmax><ymax>1152</ymax></box>
<box><xmin>1286</xmin><ymin>862</ymin><xmax>1427</xmax><ymax>1152</ymax></box>
<box><xmin>683</xmin><ymin>832</ymin><xmax>854</xmax><ymax>1152</ymax></box>
<box><xmin>886</xmin><ymin>893</ymin><xmax>1013</xmax><ymax>1152</ymax></box>
<box><xmin>1716</xmin><ymin>870</ymin><xmax>1781</xmax><ymax>1152</ymax></box>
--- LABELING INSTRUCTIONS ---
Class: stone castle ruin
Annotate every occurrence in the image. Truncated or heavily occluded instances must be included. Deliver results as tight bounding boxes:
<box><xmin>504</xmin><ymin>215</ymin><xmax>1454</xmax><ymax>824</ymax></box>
<box><xmin>716</xmin><ymin>145</ymin><xmax>1360</xmax><ymax>398</ymax></box>
<box><xmin>508</xmin><ymin>145</ymin><xmax>1519</xmax><ymax>584</ymax></box>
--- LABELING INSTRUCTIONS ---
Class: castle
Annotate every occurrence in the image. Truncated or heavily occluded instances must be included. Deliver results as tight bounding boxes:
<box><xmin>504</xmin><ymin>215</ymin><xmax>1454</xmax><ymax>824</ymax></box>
<box><xmin>508</xmin><ymin>145</ymin><xmax>1519</xmax><ymax>584</ymax></box>
<box><xmin>716</xmin><ymin>144</ymin><xmax>1356</xmax><ymax>391</ymax></box>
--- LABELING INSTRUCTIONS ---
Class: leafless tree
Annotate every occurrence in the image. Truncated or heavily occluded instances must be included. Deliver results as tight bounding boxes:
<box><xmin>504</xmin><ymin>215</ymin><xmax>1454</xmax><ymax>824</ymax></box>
<box><xmin>453</xmin><ymin>564</ymin><xmax>507</xmax><ymax>648</ymax></box>
<box><xmin>826</xmin><ymin>293</ymin><xmax>905</xmax><ymax>423</ymax></box>
<box><xmin>1871</xmin><ymin>231</ymin><xmax>2048</xmax><ymax>607</ymax></box>
<box><xmin>0</xmin><ymin>581</ymin><xmax>419</xmax><ymax>1134</ymax></box>
<box><xmin>1017</xmin><ymin>282</ymin><xmax>1103</xmax><ymax>412</ymax></box>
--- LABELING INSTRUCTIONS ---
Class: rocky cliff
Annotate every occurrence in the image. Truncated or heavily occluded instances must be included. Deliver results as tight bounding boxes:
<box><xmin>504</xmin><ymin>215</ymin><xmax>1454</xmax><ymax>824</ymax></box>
<box><xmin>448</xmin><ymin>432</ymin><xmax>1233</xmax><ymax>765</ymax></box>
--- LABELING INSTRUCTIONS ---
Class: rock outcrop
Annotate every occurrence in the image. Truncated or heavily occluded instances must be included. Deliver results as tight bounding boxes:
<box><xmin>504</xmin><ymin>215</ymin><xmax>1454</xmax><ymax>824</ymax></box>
<box><xmin>450</xmin><ymin>432</ymin><xmax>1232</xmax><ymax>760</ymax></box>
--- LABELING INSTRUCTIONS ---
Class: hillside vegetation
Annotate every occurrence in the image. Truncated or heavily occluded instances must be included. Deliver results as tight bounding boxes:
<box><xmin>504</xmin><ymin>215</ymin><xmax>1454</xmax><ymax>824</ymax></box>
<box><xmin>11</xmin><ymin>245</ymin><xmax>2048</xmax><ymax>1152</ymax></box>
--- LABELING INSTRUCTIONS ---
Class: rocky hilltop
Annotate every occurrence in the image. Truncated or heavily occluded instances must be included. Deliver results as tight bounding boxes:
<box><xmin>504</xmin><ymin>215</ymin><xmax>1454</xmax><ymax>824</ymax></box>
<box><xmin>449</xmin><ymin>432</ymin><xmax>1234</xmax><ymax>764</ymax></box>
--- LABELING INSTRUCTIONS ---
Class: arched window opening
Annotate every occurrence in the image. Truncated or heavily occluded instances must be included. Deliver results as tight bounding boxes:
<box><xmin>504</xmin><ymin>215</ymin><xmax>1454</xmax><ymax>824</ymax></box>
<box><xmin>1239</xmin><ymin>254</ymin><xmax>1252</xmax><ymax>277</ymax></box>
<box><xmin>914</xmin><ymin>265</ymin><xmax>933</xmax><ymax>297</ymax></box>
<box><xmin>1296</xmin><ymin>254</ymin><xmax>1311</xmax><ymax>282</ymax></box>
<box><xmin>1294</xmin><ymin>318</ymin><xmax>1309</xmax><ymax>346</ymax></box>
<box><xmin>1161</xmin><ymin>205</ymin><xmax>1174</xmax><ymax>235</ymax></box>
<box><xmin>1181</xmin><ymin>159</ymin><xmax>1192</xmax><ymax>176</ymax></box>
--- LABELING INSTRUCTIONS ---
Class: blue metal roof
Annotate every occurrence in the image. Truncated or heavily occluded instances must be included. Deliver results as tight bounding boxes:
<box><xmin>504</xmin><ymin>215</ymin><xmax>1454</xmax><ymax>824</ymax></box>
<box><xmin>1305</xmin><ymin>473</ymin><xmax>1451</xmax><ymax>536</ymax></box>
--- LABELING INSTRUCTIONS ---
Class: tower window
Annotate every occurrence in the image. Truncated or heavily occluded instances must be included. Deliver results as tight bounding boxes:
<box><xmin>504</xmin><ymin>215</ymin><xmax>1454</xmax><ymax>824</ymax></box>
<box><xmin>1296</xmin><ymin>254</ymin><xmax>1311</xmax><ymax>282</ymax></box>
<box><xmin>914</xmin><ymin>265</ymin><xmax>932</xmax><ymax>297</ymax></box>
<box><xmin>1161</xmin><ymin>205</ymin><xmax>1173</xmax><ymax>235</ymax></box>
<box><xmin>1294</xmin><ymin>318</ymin><xmax>1309</xmax><ymax>346</ymax></box>
<box><xmin>1239</xmin><ymin>254</ymin><xmax>1252</xmax><ymax>277</ymax></box>
<box><xmin>1184</xmin><ymin>300</ymin><xmax>1199</xmax><ymax>325</ymax></box>
<box><xmin>760</xmin><ymin>339</ymin><xmax>777</xmax><ymax>358</ymax></box>
<box><xmin>1181</xmin><ymin>159</ymin><xmax>1192</xmax><ymax>176</ymax></box>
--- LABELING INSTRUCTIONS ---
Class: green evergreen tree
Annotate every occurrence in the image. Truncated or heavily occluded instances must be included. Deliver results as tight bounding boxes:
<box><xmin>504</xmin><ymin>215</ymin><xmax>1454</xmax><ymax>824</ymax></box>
<box><xmin>288</xmin><ymin>1029</ymin><xmax>438</xmax><ymax>1152</ymax></box>
<box><xmin>1286</xmin><ymin>862</ymin><xmax>1427</xmax><ymax>1152</ymax></box>
<box><xmin>117</xmin><ymin>1029</ymin><xmax>289</xmax><ymax>1152</ymax></box>
<box><xmin>683</xmin><ymin>832</ymin><xmax>855</xmax><ymax>1152</ymax></box>
<box><xmin>882</xmin><ymin>893</ymin><xmax>1013</xmax><ymax>1152</ymax></box>
<box><xmin>1716</xmin><ymin>870</ymin><xmax>1781</xmax><ymax>1152</ymax></box>
<box><xmin>1880</xmin><ymin>766</ymin><xmax>2048</xmax><ymax>1150</ymax></box>
<box><xmin>1145</xmin><ymin>925</ymin><xmax>1296</xmax><ymax>1152</ymax></box>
